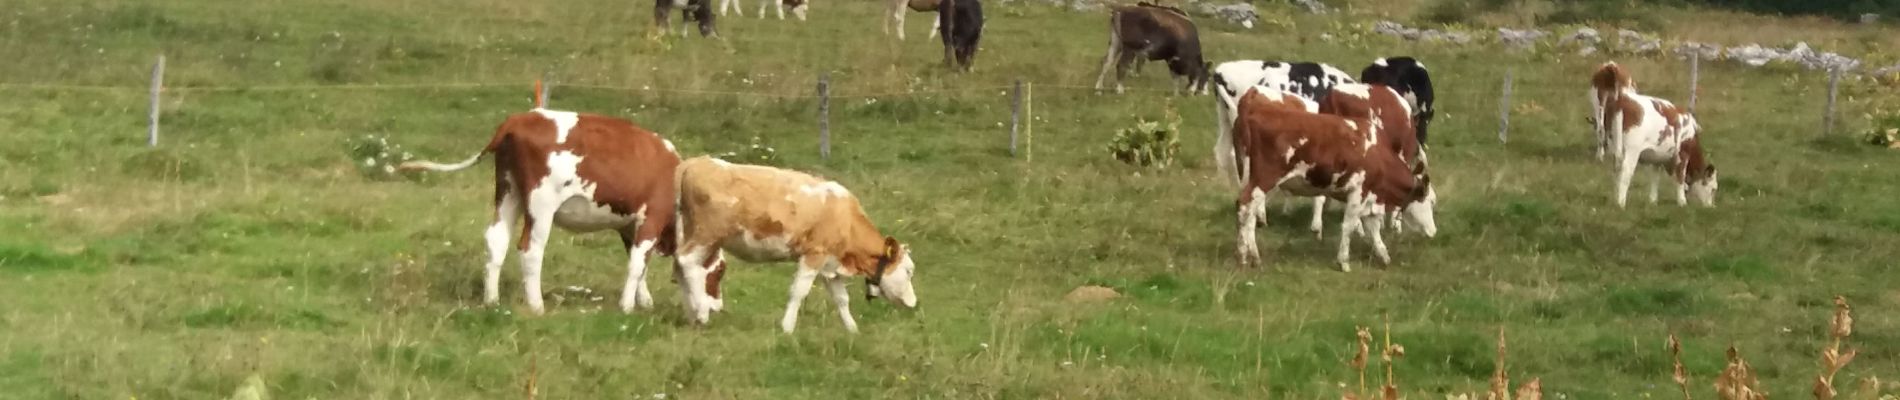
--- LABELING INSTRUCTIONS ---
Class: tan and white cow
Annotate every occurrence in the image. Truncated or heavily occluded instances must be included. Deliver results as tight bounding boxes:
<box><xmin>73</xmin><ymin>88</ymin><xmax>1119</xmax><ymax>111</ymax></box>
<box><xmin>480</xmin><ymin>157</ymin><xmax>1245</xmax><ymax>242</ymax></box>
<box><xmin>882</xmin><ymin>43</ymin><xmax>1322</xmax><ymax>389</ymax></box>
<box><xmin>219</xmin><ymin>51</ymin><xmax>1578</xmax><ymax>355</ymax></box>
<box><xmin>1231</xmin><ymin>87</ymin><xmax>1438</xmax><ymax>271</ymax></box>
<box><xmin>673</xmin><ymin>156</ymin><xmax>918</xmax><ymax>333</ymax></box>
<box><xmin>1602</xmin><ymin>89</ymin><xmax>1718</xmax><ymax>207</ymax></box>
<box><xmin>399</xmin><ymin>109</ymin><xmax>680</xmax><ymax>315</ymax></box>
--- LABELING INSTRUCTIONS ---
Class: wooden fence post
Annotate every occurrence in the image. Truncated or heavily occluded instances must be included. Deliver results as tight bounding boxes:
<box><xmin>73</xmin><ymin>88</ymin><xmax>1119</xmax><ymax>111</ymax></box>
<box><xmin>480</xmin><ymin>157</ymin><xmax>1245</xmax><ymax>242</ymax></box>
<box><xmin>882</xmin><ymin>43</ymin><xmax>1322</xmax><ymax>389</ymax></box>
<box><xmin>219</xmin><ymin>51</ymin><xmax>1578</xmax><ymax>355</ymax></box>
<box><xmin>818</xmin><ymin>72</ymin><xmax>831</xmax><ymax>160</ymax></box>
<box><xmin>1498</xmin><ymin>68</ymin><xmax>1513</xmax><ymax>143</ymax></box>
<box><xmin>1010</xmin><ymin>79</ymin><xmax>1022</xmax><ymax>157</ymax></box>
<box><xmin>148</xmin><ymin>55</ymin><xmax>165</xmax><ymax>147</ymax></box>
<box><xmin>1824</xmin><ymin>67</ymin><xmax>1841</xmax><ymax>136</ymax></box>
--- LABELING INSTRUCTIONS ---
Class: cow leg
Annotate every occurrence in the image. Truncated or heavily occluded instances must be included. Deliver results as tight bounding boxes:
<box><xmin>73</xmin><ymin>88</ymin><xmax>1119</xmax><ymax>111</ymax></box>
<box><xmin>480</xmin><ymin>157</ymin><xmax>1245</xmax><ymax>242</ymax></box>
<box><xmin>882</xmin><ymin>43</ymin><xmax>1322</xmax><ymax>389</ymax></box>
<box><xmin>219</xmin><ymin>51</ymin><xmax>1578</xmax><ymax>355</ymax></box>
<box><xmin>822</xmin><ymin>274</ymin><xmax>860</xmax><ymax>333</ymax></box>
<box><xmin>516</xmin><ymin>211</ymin><xmax>557</xmax><ymax>315</ymax></box>
<box><xmin>693</xmin><ymin>0</ymin><xmax>718</xmax><ymax>38</ymax></box>
<box><xmin>1647</xmin><ymin>168</ymin><xmax>1662</xmax><ymax>204</ymax></box>
<box><xmin>928</xmin><ymin>15</ymin><xmax>939</xmax><ymax>39</ymax></box>
<box><xmin>653</xmin><ymin>0</ymin><xmax>673</xmax><ymax>38</ymax></box>
<box><xmin>675</xmin><ymin>246</ymin><xmax>717</xmax><ymax>326</ymax></box>
<box><xmin>481</xmin><ymin>186</ymin><xmax>523</xmax><ymax>306</ymax></box>
<box><xmin>780</xmin><ymin>258</ymin><xmax>821</xmax><ymax>333</ymax></box>
<box><xmin>885</xmin><ymin>0</ymin><xmax>901</xmax><ymax>38</ymax></box>
<box><xmin>1335</xmin><ymin>191</ymin><xmax>1365</xmax><ymax>272</ymax></box>
<box><xmin>616</xmin><ymin>232</ymin><xmax>658</xmax><ymax>313</ymax></box>
<box><xmin>1309</xmin><ymin>196</ymin><xmax>1326</xmax><ymax>238</ymax></box>
<box><xmin>1613</xmin><ymin>150</ymin><xmax>1640</xmax><ymax>207</ymax></box>
<box><xmin>1362</xmin><ymin>213</ymin><xmax>1391</xmax><ymax>265</ymax></box>
<box><xmin>1092</xmin><ymin>16</ymin><xmax>1122</xmax><ymax>91</ymax></box>
<box><xmin>1236</xmin><ymin>186</ymin><xmax>1268</xmax><ymax>267</ymax></box>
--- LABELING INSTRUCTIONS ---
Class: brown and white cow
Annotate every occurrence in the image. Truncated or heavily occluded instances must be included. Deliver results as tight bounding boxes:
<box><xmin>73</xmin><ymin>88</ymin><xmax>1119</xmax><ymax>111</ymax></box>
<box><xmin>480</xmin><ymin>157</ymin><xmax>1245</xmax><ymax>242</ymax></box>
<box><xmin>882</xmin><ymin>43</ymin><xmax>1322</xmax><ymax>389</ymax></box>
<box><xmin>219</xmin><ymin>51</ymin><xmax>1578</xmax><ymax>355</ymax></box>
<box><xmin>673</xmin><ymin>157</ymin><xmax>918</xmax><ymax>333</ymax></box>
<box><xmin>1590</xmin><ymin>61</ymin><xmax>1636</xmax><ymax>160</ymax></box>
<box><xmin>1307</xmin><ymin>82</ymin><xmax>1425</xmax><ymax>236</ymax></box>
<box><xmin>1603</xmin><ymin>90</ymin><xmax>1718</xmax><ymax>207</ymax></box>
<box><xmin>398</xmin><ymin>109</ymin><xmax>680</xmax><ymax>315</ymax></box>
<box><xmin>1093</xmin><ymin>2</ymin><xmax>1210</xmax><ymax>95</ymax></box>
<box><xmin>1231</xmin><ymin>87</ymin><xmax>1438</xmax><ymax>271</ymax></box>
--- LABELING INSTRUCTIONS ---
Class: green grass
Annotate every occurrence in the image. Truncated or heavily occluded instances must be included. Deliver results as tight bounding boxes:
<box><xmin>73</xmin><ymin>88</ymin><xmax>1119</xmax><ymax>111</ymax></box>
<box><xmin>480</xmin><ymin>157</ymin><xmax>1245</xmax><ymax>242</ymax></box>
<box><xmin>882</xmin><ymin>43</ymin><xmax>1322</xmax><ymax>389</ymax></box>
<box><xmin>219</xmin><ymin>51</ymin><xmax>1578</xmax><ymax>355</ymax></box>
<box><xmin>1</xmin><ymin>0</ymin><xmax>1897</xmax><ymax>398</ymax></box>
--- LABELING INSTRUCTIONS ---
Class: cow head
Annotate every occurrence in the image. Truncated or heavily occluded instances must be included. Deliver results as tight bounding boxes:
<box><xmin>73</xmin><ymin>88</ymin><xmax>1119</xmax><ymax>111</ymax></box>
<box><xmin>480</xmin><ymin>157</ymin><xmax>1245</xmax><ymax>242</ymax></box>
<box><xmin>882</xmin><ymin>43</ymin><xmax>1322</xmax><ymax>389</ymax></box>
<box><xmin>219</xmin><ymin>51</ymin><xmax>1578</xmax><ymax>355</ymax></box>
<box><xmin>1687</xmin><ymin>164</ymin><xmax>1718</xmax><ymax>207</ymax></box>
<box><xmin>1167</xmin><ymin>58</ymin><xmax>1212</xmax><ymax>96</ymax></box>
<box><xmin>1402</xmin><ymin>163</ymin><xmax>1439</xmax><ymax>237</ymax></box>
<box><xmin>864</xmin><ymin>236</ymin><xmax>919</xmax><ymax>308</ymax></box>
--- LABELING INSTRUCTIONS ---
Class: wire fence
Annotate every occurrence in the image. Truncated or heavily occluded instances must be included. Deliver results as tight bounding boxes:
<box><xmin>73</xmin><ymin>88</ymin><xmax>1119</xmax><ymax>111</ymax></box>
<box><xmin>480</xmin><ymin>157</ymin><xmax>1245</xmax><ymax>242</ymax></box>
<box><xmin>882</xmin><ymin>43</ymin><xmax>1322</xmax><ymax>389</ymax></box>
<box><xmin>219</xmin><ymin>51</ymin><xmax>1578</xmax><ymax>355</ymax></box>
<box><xmin>1</xmin><ymin>52</ymin><xmax>1856</xmax><ymax>156</ymax></box>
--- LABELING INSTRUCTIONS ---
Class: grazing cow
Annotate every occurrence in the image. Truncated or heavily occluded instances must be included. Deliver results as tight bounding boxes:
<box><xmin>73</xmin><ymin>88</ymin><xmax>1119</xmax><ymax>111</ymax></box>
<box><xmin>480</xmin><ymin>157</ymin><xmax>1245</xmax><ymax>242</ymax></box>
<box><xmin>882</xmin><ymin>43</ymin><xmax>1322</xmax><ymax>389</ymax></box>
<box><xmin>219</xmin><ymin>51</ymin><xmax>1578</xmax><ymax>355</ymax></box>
<box><xmin>1210</xmin><ymin>60</ymin><xmax>1357</xmax><ymax>186</ymax></box>
<box><xmin>885</xmin><ymin>0</ymin><xmax>942</xmax><ymax>40</ymax></box>
<box><xmin>656</xmin><ymin>0</ymin><xmax>719</xmax><ymax>38</ymax></box>
<box><xmin>1359</xmin><ymin>57</ymin><xmax>1437</xmax><ymax>147</ymax></box>
<box><xmin>1603</xmin><ymin>91</ymin><xmax>1718</xmax><ymax>207</ymax></box>
<box><xmin>719</xmin><ymin>0</ymin><xmax>807</xmax><ymax>19</ymax></box>
<box><xmin>1308</xmin><ymin>83</ymin><xmax>1423</xmax><ymax>236</ymax></box>
<box><xmin>1092</xmin><ymin>3</ymin><xmax>1211</xmax><ymax>95</ymax></box>
<box><xmin>1231</xmin><ymin>87</ymin><xmax>1438</xmax><ymax>271</ymax></box>
<box><xmin>938</xmin><ymin>0</ymin><xmax>983</xmax><ymax>71</ymax></box>
<box><xmin>673</xmin><ymin>157</ymin><xmax>919</xmax><ymax>333</ymax></box>
<box><xmin>398</xmin><ymin>109</ymin><xmax>681</xmax><ymax>315</ymax></box>
<box><xmin>1590</xmin><ymin>61</ymin><xmax>1637</xmax><ymax>161</ymax></box>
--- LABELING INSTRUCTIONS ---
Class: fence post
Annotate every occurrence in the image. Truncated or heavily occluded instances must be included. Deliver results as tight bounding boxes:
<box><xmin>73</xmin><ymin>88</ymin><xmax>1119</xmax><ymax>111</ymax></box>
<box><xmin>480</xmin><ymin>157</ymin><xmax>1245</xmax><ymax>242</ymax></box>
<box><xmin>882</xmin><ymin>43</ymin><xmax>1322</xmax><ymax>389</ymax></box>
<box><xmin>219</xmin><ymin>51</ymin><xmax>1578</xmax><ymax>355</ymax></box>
<box><xmin>1688</xmin><ymin>52</ymin><xmax>1700</xmax><ymax>113</ymax></box>
<box><xmin>1010</xmin><ymin>79</ymin><xmax>1022</xmax><ymax>157</ymax></box>
<box><xmin>148</xmin><ymin>55</ymin><xmax>165</xmax><ymax>148</ymax></box>
<box><xmin>1498</xmin><ymin>68</ymin><xmax>1513</xmax><ymax>144</ymax></box>
<box><xmin>818</xmin><ymin>72</ymin><xmax>831</xmax><ymax>160</ymax></box>
<box><xmin>1824</xmin><ymin>67</ymin><xmax>1840</xmax><ymax>136</ymax></box>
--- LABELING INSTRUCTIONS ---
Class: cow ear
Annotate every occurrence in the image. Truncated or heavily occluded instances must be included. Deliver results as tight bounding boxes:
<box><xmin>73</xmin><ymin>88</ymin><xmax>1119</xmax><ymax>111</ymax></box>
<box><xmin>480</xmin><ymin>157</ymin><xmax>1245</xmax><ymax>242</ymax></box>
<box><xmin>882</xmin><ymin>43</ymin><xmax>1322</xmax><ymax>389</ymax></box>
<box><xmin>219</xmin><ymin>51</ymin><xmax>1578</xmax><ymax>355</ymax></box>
<box><xmin>883</xmin><ymin>236</ymin><xmax>901</xmax><ymax>259</ymax></box>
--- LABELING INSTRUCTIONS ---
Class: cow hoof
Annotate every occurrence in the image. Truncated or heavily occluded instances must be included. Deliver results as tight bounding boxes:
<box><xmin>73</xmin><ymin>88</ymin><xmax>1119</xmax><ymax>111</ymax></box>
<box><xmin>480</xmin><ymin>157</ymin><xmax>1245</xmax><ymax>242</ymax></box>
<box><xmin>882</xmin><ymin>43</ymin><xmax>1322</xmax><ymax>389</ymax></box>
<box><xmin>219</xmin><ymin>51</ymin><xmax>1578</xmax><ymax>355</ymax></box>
<box><xmin>1336</xmin><ymin>262</ymin><xmax>1352</xmax><ymax>272</ymax></box>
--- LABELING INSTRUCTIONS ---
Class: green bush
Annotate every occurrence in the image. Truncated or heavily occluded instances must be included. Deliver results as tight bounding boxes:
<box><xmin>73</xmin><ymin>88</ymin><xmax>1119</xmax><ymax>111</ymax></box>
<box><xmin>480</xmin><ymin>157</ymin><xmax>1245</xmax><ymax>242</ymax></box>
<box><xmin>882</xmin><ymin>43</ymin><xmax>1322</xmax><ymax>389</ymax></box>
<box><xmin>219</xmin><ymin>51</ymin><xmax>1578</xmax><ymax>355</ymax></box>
<box><xmin>1865</xmin><ymin>108</ymin><xmax>1900</xmax><ymax>148</ymax></box>
<box><xmin>1105</xmin><ymin>119</ymin><xmax>1180</xmax><ymax>168</ymax></box>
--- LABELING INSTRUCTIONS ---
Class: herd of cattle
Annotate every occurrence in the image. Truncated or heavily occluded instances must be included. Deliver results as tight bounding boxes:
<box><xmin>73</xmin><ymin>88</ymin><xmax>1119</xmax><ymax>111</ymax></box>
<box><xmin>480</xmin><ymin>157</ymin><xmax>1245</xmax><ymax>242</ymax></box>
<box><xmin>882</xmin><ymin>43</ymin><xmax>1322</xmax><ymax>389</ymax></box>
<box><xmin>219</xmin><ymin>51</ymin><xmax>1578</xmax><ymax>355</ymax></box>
<box><xmin>397</xmin><ymin>2</ymin><xmax>1720</xmax><ymax>333</ymax></box>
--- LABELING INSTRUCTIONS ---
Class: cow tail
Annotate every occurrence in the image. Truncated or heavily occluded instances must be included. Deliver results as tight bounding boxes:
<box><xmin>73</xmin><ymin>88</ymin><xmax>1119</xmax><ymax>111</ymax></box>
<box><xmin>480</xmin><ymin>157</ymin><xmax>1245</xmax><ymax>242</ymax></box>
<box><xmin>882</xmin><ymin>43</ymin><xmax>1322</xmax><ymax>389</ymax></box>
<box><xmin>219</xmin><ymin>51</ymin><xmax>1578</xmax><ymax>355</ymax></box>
<box><xmin>395</xmin><ymin>122</ymin><xmax>510</xmax><ymax>173</ymax></box>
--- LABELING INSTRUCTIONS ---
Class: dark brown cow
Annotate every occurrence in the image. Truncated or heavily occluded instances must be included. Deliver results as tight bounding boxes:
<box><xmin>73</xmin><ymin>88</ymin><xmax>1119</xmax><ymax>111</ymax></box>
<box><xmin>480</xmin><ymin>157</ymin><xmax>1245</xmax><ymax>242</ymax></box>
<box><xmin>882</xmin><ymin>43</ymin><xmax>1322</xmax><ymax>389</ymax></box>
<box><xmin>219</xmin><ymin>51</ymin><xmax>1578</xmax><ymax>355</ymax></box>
<box><xmin>399</xmin><ymin>109</ymin><xmax>681</xmax><ymax>315</ymax></box>
<box><xmin>1093</xmin><ymin>2</ymin><xmax>1210</xmax><ymax>95</ymax></box>
<box><xmin>1231</xmin><ymin>87</ymin><xmax>1437</xmax><ymax>272</ymax></box>
<box><xmin>938</xmin><ymin>0</ymin><xmax>983</xmax><ymax>71</ymax></box>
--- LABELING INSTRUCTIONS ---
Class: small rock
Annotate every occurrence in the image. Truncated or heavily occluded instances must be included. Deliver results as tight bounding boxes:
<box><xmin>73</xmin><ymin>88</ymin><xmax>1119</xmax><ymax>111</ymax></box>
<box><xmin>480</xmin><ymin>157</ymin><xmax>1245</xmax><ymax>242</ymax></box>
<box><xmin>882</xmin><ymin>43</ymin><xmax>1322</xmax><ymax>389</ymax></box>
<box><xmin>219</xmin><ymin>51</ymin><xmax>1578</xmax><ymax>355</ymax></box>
<box><xmin>1861</xmin><ymin>13</ymin><xmax>1879</xmax><ymax>25</ymax></box>
<box><xmin>1064</xmin><ymin>286</ymin><xmax>1121</xmax><ymax>303</ymax></box>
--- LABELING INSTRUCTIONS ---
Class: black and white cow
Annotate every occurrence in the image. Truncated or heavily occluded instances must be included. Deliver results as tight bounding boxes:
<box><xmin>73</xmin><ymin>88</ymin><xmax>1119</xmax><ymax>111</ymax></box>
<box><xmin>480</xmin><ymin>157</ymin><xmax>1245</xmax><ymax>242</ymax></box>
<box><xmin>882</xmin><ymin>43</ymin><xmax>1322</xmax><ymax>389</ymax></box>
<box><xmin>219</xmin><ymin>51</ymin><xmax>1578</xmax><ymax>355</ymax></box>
<box><xmin>1210</xmin><ymin>60</ymin><xmax>1357</xmax><ymax>185</ymax></box>
<box><xmin>1359</xmin><ymin>57</ymin><xmax>1436</xmax><ymax>147</ymax></box>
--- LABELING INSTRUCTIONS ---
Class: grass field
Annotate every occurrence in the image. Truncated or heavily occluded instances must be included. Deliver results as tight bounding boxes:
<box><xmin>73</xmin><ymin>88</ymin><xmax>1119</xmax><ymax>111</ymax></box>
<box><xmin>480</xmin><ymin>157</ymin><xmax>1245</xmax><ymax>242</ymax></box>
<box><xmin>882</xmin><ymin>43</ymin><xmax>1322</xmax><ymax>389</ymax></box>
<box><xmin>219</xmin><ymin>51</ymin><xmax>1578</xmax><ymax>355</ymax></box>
<box><xmin>1</xmin><ymin>0</ymin><xmax>1897</xmax><ymax>398</ymax></box>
